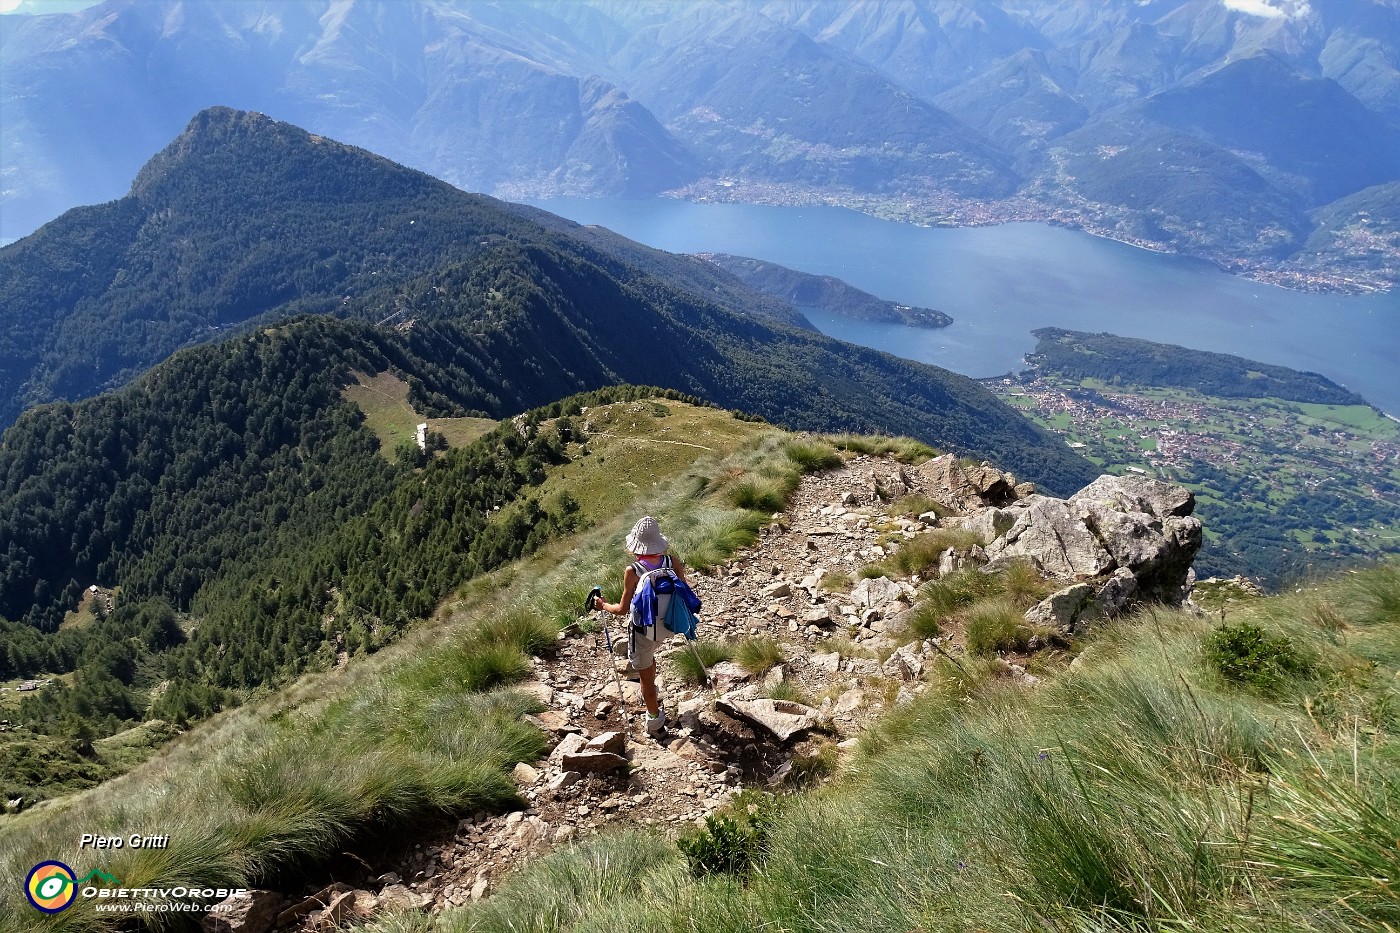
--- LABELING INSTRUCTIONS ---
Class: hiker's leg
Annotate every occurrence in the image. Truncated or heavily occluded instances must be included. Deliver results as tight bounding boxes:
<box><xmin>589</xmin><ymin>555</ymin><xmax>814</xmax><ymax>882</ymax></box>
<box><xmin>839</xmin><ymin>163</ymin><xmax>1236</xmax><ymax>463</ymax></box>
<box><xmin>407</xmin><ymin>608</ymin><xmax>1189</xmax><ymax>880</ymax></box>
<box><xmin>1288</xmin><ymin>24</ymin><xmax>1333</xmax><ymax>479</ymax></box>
<box><xmin>639</xmin><ymin>662</ymin><xmax>660</xmax><ymax>717</ymax></box>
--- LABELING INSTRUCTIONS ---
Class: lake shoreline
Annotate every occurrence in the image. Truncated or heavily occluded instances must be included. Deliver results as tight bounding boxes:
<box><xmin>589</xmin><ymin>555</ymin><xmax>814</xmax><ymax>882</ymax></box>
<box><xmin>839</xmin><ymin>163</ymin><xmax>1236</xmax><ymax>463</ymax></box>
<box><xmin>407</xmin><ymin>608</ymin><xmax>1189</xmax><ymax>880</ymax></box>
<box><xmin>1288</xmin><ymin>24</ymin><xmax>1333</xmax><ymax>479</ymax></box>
<box><xmin>528</xmin><ymin>196</ymin><xmax>1400</xmax><ymax>418</ymax></box>
<box><xmin>659</xmin><ymin>180</ymin><xmax>1395</xmax><ymax>297</ymax></box>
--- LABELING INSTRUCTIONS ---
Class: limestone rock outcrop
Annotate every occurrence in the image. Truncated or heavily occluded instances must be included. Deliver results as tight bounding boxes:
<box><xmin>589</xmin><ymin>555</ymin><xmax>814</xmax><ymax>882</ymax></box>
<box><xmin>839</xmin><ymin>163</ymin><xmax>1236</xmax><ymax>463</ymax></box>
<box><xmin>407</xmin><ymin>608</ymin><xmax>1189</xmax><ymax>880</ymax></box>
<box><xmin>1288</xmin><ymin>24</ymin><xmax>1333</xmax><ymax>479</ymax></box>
<box><xmin>970</xmin><ymin>473</ymin><xmax>1200</xmax><ymax>611</ymax></box>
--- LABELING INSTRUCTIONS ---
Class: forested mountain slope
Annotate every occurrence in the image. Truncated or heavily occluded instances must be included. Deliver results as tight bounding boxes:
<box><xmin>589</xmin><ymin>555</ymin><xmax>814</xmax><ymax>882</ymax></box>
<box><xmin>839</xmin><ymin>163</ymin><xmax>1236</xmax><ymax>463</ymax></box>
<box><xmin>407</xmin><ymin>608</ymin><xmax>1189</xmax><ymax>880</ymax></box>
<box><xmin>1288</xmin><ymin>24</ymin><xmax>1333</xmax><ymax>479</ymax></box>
<box><xmin>0</xmin><ymin>107</ymin><xmax>1091</xmax><ymax>495</ymax></box>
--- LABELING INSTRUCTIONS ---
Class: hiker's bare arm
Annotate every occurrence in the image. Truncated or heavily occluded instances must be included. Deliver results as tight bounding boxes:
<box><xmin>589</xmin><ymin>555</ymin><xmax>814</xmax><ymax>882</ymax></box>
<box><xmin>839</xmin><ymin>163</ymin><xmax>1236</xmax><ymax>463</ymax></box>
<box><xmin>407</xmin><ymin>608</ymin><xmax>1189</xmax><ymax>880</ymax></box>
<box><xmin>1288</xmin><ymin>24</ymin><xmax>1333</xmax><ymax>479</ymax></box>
<box><xmin>598</xmin><ymin>567</ymin><xmax>639</xmax><ymax>615</ymax></box>
<box><xmin>672</xmin><ymin>558</ymin><xmax>691</xmax><ymax>584</ymax></box>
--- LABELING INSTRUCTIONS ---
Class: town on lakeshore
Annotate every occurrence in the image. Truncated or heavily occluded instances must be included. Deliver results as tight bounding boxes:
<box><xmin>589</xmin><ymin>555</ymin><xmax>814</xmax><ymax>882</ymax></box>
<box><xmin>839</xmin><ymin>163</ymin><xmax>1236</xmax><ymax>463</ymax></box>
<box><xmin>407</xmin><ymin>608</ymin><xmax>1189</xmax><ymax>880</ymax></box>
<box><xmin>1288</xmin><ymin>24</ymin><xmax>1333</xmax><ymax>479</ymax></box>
<box><xmin>670</xmin><ymin>179</ymin><xmax>1397</xmax><ymax>296</ymax></box>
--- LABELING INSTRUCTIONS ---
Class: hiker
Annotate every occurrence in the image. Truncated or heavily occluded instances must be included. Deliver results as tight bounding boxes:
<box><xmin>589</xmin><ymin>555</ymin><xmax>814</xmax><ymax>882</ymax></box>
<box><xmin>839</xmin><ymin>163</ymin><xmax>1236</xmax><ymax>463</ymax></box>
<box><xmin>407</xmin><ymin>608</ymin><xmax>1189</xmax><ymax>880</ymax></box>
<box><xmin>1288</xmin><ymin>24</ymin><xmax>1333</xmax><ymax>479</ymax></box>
<box><xmin>593</xmin><ymin>516</ymin><xmax>693</xmax><ymax>736</ymax></box>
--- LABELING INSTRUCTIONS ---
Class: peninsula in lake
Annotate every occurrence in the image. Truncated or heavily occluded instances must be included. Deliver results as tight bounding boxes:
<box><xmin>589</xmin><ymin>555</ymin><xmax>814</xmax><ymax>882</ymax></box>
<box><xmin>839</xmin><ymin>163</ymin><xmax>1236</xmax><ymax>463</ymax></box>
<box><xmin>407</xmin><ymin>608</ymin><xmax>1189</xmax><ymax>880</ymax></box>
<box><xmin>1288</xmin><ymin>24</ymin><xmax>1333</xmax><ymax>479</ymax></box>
<box><xmin>701</xmin><ymin>253</ymin><xmax>952</xmax><ymax>329</ymax></box>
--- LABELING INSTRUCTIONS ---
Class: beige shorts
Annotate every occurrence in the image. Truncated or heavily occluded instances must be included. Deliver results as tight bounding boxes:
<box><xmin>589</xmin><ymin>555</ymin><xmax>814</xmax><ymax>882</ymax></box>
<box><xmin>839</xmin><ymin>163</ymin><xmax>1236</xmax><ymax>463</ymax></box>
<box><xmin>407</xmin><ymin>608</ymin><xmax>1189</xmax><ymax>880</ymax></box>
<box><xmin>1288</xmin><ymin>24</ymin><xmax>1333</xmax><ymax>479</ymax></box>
<box><xmin>628</xmin><ymin>622</ymin><xmax>665</xmax><ymax>671</ymax></box>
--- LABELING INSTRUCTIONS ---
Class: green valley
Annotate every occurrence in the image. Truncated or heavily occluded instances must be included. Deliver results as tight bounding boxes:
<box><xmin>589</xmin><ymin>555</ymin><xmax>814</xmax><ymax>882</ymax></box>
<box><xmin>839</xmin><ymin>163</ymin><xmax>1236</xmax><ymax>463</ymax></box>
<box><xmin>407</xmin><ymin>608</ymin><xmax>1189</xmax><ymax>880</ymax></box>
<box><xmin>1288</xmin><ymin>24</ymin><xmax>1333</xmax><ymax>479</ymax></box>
<box><xmin>987</xmin><ymin>331</ymin><xmax>1400</xmax><ymax>584</ymax></box>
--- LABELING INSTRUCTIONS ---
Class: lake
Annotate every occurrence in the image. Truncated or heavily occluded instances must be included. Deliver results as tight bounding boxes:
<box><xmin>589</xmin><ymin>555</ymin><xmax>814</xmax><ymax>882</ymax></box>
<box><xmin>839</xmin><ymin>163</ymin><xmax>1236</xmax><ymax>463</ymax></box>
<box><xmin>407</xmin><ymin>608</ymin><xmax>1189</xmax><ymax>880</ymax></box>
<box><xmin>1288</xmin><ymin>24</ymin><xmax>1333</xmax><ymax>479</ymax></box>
<box><xmin>529</xmin><ymin>198</ymin><xmax>1400</xmax><ymax>416</ymax></box>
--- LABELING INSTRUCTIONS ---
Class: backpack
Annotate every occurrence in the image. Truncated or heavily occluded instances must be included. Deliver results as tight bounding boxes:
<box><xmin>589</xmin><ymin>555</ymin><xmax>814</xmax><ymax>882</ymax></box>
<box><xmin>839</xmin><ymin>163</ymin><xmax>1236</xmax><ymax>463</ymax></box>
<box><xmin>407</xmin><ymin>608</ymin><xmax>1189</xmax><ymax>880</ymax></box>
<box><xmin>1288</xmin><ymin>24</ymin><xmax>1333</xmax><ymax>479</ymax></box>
<box><xmin>630</xmin><ymin>556</ymin><xmax>702</xmax><ymax>641</ymax></box>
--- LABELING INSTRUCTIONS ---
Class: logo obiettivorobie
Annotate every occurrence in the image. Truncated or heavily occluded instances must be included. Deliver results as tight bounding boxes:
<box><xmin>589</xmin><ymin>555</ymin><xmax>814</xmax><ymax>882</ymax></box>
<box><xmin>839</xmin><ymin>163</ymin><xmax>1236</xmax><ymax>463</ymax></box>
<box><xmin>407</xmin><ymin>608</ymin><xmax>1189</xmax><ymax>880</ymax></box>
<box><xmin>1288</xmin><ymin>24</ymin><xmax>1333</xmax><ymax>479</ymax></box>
<box><xmin>25</xmin><ymin>861</ymin><xmax>77</xmax><ymax>913</ymax></box>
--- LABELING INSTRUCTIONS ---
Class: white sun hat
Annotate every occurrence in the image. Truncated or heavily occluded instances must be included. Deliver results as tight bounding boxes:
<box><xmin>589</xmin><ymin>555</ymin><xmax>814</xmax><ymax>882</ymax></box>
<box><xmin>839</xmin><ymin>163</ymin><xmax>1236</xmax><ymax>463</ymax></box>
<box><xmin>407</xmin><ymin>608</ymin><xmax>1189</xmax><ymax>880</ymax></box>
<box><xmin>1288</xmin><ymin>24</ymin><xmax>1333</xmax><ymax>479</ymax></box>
<box><xmin>624</xmin><ymin>515</ymin><xmax>669</xmax><ymax>555</ymax></box>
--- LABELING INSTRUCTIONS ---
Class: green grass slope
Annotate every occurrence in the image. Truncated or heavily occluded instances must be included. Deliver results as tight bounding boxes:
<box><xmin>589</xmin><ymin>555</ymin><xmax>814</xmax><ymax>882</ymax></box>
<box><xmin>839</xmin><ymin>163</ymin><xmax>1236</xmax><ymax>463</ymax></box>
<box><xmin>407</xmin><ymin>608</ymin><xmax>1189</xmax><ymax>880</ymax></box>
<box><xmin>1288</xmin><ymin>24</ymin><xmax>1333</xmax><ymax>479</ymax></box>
<box><xmin>421</xmin><ymin>562</ymin><xmax>1400</xmax><ymax>933</ymax></box>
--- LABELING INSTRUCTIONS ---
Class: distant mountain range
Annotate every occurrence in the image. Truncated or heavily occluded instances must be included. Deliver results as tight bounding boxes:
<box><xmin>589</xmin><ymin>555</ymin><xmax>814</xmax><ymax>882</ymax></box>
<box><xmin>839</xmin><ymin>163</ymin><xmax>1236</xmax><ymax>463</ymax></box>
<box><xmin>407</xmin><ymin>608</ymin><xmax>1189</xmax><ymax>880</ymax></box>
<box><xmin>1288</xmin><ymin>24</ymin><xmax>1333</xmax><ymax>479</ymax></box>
<box><xmin>4</xmin><ymin>0</ymin><xmax>1399</xmax><ymax>286</ymax></box>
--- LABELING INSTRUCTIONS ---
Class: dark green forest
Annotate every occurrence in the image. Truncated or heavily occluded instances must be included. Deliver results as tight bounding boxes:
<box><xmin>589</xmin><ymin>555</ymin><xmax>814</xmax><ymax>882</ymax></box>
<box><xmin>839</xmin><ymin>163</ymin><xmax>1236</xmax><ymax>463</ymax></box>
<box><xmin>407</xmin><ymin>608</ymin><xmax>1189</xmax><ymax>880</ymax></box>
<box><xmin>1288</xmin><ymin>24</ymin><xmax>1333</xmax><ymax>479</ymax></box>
<box><xmin>1029</xmin><ymin>328</ymin><xmax>1366</xmax><ymax>405</ymax></box>
<box><xmin>0</xmin><ymin>318</ymin><xmax>610</xmax><ymax>759</ymax></box>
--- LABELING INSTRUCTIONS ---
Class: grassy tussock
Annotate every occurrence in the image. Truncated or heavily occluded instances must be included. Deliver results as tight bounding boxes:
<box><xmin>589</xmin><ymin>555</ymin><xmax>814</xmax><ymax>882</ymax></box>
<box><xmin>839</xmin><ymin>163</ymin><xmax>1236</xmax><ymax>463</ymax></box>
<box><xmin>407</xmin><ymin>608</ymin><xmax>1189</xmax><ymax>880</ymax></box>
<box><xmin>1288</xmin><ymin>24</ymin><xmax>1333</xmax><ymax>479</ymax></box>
<box><xmin>429</xmin><ymin>562</ymin><xmax>1400</xmax><ymax>933</ymax></box>
<box><xmin>763</xmin><ymin>680</ymin><xmax>816</xmax><ymax>707</ymax></box>
<box><xmin>861</xmin><ymin>527</ymin><xmax>983</xmax><ymax>579</ymax></box>
<box><xmin>733</xmin><ymin>636</ymin><xmax>785</xmax><ymax>675</ymax></box>
<box><xmin>901</xmin><ymin>560</ymin><xmax>1055</xmax><ymax>648</ymax></box>
<box><xmin>670</xmin><ymin>640</ymin><xmax>735</xmax><ymax>686</ymax></box>
<box><xmin>963</xmin><ymin>595</ymin><xmax>1034</xmax><ymax>655</ymax></box>
<box><xmin>783</xmin><ymin>439</ymin><xmax>843</xmax><ymax>473</ymax></box>
<box><xmin>824</xmin><ymin>434</ymin><xmax>938</xmax><ymax>464</ymax></box>
<box><xmin>889</xmin><ymin>492</ymin><xmax>949</xmax><ymax>518</ymax></box>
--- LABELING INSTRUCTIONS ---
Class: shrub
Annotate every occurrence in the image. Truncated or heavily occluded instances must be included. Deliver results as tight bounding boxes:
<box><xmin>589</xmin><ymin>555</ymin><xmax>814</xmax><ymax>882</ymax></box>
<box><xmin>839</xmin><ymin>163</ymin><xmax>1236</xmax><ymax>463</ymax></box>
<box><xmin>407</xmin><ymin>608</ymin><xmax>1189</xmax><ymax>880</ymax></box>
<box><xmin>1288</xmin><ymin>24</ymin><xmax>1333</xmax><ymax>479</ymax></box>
<box><xmin>735</xmin><ymin>636</ymin><xmax>785</xmax><ymax>675</ymax></box>
<box><xmin>677</xmin><ymin>794</ymin><xmax>776</xmax><ymax>879</ymax></box>
<box><xmin>1202</xmin><ymin>622</ymin><xmax>1309</xmax><ymax>693</ymax></box>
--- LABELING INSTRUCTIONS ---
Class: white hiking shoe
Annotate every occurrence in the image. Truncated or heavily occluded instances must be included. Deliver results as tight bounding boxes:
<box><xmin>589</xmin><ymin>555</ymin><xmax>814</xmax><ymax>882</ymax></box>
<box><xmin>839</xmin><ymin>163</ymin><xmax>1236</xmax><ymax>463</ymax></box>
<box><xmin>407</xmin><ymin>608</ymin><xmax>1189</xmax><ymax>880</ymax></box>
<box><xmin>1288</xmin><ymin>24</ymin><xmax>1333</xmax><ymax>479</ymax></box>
<box><xmin>645</xmin><ymin>708</ymin><xmax>666</xmax><ymax>737</ymax></box>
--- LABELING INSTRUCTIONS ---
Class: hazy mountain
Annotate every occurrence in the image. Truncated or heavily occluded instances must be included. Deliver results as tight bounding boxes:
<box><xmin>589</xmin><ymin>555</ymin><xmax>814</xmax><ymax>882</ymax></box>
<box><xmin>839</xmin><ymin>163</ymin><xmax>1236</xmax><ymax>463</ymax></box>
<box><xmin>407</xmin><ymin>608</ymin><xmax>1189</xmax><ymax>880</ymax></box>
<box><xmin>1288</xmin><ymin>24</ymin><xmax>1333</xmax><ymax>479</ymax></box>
<box><xmin>1136</xmin><ymin>53</ymin><xmax>1400</xmax><ymax>207</ymax></box>
<box><xmin>579</xmin><ymin>2</ymin><xmax>1017</xmax><ymax>196</ymax></box>
<box><xmin>1033</xmin><ymin>120</ymin><xmax>1312</xmax><ymax>257</ymax></box>
<box><xmin>0</xmin><ymin>107</ymin><xmax>1096</xmax><ymax>497</ymax></box>
<box><xmin>934</xmin><ymin>49</ymin><xmax>1088</xmax><ymax>159</ymax></box>
<box><xmin>0</xmin><ymin>0</ymin><xmax>696</xmax><ymax>240</ymax></box>
<box><xmin>753</xmin><ymin>0</ymin><xmax>1046</xmax><ymax>101</ymax></box>
<box><xmin>4</xmin><ymin>0</ymin><xmax>1400</xmax><ymax>280</ymax></box>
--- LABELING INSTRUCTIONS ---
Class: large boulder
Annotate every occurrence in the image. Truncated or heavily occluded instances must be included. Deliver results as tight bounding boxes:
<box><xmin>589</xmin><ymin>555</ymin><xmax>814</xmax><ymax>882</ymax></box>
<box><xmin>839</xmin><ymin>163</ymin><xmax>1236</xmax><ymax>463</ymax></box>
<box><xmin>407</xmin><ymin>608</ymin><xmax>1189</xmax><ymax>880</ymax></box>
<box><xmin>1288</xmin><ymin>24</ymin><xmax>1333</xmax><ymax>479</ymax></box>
<box><xmin>1094</xmin><ymin>567</ymin><xmax>1138</xmax><ymax>617</ymax></box>
<box><xmin>851</xmin><ymin>576</ymin><xmax>905</xmax><ymax>610</ymax></box>
<box><xmin>717</xmin><ymin>696</ymin><xmax>819</xmax><ymax>741</ymax></box>
<box><xmin>1072</xmin><ymin>477</ymin><xmax>1201</xmax><ymax>602</ymax></box>
<box><xmin>1071</xmin><ymin>474</ymin><xmax>1194</xmax><ymax>519</ymax></box>
<box><xmin>1024</xmin><ymin>583</ymin><xmax>1096</xmax><ymax>634</ymax></box>
<box><xmin>916</xmin><ymin>454</ymin><xmax>1021</xmax><ymax>511</ymax></box>
<box><xmin>982</xmin><ymin>475</ymin><xmax>1201</xmax><ymax>607</ymax></box>
<box><xmin>202</xmin><ymin>891</ymin><xmax>283</xmax><ymax>933</ymax></box>
<box><xmin>959</xmin><ymin>507</ymin><xmax>1017</xmax><ymax>545</ymax></box>
<box><xmin>983</xmin><ymin>496</ymin><xmax>1115</xmax><ymax>578</ymax></box>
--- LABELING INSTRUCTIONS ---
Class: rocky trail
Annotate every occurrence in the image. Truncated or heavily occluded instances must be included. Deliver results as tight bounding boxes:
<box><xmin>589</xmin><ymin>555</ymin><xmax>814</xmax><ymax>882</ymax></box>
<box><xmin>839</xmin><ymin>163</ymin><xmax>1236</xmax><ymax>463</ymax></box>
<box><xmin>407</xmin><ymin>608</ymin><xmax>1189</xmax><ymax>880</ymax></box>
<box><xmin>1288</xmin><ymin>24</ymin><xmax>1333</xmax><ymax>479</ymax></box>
<box><xmin>211</xmin><ymin>453</ymin><xmax>1204</xmax><ymax>933</ymax></box>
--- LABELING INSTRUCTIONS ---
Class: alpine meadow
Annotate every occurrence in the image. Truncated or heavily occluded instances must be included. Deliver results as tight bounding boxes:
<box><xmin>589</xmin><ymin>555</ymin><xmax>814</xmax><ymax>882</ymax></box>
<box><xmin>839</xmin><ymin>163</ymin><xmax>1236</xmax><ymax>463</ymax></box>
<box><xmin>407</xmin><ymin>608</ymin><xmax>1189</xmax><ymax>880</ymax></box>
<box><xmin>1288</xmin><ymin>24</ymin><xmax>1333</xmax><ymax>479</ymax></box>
<box><xmin>1</xmin><ymin>3</ymin><xmax>1397</xmax><ymax>933</ymax></box>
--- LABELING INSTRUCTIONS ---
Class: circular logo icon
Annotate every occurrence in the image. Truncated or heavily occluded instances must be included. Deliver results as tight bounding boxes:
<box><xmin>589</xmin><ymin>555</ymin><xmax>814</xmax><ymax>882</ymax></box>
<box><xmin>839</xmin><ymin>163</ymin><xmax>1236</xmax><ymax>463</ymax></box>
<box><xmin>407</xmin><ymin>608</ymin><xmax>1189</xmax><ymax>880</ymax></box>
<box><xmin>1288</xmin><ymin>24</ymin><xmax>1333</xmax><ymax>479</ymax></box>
<box><xmin>25</xmin><ymin>861</ymin><xmax>77</xmax><ymax>913</ymax></box>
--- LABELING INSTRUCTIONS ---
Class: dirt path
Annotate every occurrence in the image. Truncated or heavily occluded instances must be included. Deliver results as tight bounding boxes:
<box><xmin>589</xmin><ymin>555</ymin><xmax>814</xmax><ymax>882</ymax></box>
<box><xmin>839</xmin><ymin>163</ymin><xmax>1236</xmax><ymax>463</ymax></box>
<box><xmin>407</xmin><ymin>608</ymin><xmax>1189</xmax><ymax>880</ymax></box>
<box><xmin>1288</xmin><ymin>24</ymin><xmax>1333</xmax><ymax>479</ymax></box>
<box><xmin>280</xmin><ymin>456</ymin><xmax>965</xmax><ymax>926</ymax></box>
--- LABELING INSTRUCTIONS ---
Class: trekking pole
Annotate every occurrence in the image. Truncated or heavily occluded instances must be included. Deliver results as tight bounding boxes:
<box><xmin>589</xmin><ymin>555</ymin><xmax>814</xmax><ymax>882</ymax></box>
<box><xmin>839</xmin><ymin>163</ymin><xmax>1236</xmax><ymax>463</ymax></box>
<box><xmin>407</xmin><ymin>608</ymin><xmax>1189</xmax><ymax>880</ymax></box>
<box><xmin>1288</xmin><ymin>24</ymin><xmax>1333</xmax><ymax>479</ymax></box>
<box><xmin>588</xmin><ymin>587</ymin><xmax>634</xmax><ymax>730</ymax></box>
<box><xmin>684</xmin><ymin>638</ymin><xmax>713</xmax><ymax>688</ymax></box>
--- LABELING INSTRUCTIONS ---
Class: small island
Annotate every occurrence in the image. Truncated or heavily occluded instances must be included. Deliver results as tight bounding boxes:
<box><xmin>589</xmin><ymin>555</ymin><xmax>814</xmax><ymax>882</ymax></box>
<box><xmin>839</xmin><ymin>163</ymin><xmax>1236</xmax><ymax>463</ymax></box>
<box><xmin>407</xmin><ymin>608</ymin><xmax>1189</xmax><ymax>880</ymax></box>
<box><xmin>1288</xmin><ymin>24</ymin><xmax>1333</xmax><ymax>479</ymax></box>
<box><xmin>700</xmin><ymin>252</ymin><xmax>953</xmax><ymax>329</ymax></box>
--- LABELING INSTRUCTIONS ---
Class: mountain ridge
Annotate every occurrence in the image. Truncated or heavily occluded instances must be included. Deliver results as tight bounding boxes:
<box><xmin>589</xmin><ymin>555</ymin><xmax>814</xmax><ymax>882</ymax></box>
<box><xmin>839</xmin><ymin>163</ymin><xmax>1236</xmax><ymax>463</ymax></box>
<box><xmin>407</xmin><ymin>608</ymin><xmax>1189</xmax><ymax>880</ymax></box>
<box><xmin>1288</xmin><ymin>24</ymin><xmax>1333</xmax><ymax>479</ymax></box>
<box><xmin>6</xmin><ymin>1</ymin><xmax>1398</xmax><ymax>288</ymax></box>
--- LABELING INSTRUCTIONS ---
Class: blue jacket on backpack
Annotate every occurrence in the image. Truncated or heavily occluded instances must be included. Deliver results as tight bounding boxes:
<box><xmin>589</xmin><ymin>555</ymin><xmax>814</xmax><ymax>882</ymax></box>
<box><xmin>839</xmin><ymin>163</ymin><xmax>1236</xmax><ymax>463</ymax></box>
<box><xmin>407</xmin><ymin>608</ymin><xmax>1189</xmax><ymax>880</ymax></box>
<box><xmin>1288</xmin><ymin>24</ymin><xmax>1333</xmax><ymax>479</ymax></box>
<box><xmin>630</xmin><ymin>556</ymin><xmax>702</xmax><ymax>637</ymax></box>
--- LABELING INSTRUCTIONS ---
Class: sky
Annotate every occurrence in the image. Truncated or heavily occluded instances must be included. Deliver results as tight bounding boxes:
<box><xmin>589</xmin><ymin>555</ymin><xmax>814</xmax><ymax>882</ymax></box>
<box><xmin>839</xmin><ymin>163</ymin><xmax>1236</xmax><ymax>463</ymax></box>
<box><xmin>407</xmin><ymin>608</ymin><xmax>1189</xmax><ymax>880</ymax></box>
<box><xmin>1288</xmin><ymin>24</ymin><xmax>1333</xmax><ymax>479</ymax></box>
<box><xmin>0</xmin><ymin>0</ymin><xmax>103</xmax><ymax>13</ymax></box>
